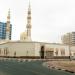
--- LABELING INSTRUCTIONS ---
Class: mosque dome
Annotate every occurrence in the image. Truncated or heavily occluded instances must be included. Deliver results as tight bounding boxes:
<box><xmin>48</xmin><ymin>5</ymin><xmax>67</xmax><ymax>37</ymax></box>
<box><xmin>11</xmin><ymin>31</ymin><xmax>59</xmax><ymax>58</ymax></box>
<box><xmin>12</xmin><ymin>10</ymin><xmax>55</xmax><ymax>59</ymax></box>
<box><xmin>20</xmin><ymin>31</ymin><xmax>27</xmax><ymax>41</ymax></box>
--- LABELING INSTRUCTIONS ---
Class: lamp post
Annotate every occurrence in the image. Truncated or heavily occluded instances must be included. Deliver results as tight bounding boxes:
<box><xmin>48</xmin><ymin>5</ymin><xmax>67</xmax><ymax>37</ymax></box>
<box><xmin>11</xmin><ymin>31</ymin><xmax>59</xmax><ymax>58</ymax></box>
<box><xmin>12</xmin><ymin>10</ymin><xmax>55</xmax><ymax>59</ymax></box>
<box><xmin>69</xmin><ymin>33</ymin><xmax>71</xmax><ymax>61</ymax></box>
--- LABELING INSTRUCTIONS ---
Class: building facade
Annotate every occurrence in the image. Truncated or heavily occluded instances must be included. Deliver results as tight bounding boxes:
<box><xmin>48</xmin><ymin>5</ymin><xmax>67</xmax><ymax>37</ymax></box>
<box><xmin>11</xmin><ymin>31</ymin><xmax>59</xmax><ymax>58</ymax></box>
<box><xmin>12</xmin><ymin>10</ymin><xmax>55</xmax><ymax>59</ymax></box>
<box><xmin>0</xmin><ymin>22</ymin><xmax>12</xmax><ymax>40</ymax></box>
<box><xmin>0</xmin><ymin>41</ymin><xmax>75</xmax><ymax>59</ymax></box>
<box><xmin>62</xmin><ymin>32</ymin><xmax>75</xmax><ymax>45</ymax></box>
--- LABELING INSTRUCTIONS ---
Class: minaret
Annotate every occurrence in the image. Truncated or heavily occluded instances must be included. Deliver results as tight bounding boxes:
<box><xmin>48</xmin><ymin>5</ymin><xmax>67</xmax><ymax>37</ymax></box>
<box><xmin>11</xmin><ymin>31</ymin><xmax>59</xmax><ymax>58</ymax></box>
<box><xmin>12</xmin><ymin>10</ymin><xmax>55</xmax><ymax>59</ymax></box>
<box><xmin>6</xmin><ymin>9</ymin><xmax>10</xmax><ymax>40</ymax></box>
<box><xmin>26</xmin><ymin>1</ymin><xmax>32</xmax><ymax>41</ymax></box>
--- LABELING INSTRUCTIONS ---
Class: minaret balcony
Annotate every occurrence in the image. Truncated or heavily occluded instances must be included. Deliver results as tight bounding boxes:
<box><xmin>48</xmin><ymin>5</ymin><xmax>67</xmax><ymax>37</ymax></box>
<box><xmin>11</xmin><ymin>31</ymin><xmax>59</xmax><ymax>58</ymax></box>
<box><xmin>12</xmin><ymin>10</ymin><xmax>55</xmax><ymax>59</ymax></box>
<box><xmin>28</xmin><ymin>11</ymin><xmax>31</xmax><ymax>14</ymax></box>
<box><xmin>26</xmin><ymin>25</ymin><xmax>31</xmax><ymax>28</ymax></box>
<box><xmin>27</xmin><ymin>17</ymin><xmax>31</xmax><ymax>19</ymax></box>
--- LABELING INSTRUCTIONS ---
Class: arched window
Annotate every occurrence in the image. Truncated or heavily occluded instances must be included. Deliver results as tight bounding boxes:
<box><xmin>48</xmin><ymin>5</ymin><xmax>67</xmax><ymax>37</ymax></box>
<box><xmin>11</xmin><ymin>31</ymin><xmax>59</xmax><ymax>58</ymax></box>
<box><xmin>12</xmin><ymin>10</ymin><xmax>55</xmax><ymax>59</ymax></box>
<box><xmin>6</xmin><ymin>48</ymin><xmax>9</xmax><ymax>56</ymax></box>
<box><xmin>55</xmin><ymin>48</ymin><xmax>59</xmax><ymax>56</ymax></box>
<box><xmin>61</xmin><ymin>48</ymin><xmax>65</xmax><ymax>56</ymax></box>
<box><xmin>4</xmin><ymin>49</ymin><xmax>6</xmax><ymax>55</ymax></box>
<box><xmin>73</xmin><ymin>53</ymin><xmax>75</xmax><ymax>56</ymax></box>
<box><xmin>4</xmin><ymin>47</ymin><xmax>9</xmax><ymax>56</ymax></box>
<box><xmin>14</xmin><ymin>51</ymin><xmax>16</xmax><ymax>57</ymax></box>
<box><xmin>24</xmin><ymin>37</ymin><xmax>26</xmax><ymax>40</ymax></box>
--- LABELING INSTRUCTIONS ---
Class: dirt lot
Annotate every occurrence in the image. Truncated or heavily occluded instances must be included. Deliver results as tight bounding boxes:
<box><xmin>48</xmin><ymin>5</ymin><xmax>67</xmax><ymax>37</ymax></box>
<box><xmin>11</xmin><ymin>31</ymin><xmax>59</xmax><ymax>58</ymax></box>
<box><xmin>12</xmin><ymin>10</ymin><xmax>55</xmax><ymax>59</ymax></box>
<box><xmin>46</xmin><ymin>60</ymin><xmax>75</xmax><ymax>73</ymax></box>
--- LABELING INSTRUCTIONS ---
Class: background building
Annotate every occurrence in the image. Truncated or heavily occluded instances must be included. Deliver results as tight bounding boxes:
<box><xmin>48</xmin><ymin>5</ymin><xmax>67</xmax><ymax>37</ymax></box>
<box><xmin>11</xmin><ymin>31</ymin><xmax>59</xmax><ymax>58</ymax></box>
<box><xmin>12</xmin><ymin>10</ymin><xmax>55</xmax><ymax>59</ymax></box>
<box><xmin>0</xmin><ymin>22</ymin><xmax>12</xmax><ymax>40</ymax></box>
<box><xmin>61</xmin><ymin>32</ymin><xmax>75</xmax><ymax>45</ymax></box>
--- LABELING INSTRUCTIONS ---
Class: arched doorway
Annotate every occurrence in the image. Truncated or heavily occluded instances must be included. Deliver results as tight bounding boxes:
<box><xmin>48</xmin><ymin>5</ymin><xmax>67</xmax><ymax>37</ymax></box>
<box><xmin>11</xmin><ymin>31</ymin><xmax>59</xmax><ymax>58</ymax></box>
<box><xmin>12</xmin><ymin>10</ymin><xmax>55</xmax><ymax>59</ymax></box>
<box><xmin>40</xmin><ymin>46</ymin><xmax>45</xmax><ymax>59</ymax></box>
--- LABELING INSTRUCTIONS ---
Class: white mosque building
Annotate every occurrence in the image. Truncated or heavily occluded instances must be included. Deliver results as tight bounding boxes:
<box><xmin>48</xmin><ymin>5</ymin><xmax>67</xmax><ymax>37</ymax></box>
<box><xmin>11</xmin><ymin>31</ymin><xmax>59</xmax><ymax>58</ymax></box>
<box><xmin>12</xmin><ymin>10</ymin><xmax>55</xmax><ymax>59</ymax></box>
<box><xmin>0</xmin><ymin>2</ymin><xmax>75</xmax><ymax>59</ymax></box>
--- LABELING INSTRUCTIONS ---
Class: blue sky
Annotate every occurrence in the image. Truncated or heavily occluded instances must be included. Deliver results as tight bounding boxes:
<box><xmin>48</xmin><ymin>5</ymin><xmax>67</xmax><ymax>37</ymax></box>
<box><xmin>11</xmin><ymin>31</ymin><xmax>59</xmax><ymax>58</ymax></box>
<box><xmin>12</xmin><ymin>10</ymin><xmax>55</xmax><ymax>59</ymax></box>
<box><xmin>0</xmin><ymin>0</ymin><xmax>75</xmax><ymax>43</ymax></box>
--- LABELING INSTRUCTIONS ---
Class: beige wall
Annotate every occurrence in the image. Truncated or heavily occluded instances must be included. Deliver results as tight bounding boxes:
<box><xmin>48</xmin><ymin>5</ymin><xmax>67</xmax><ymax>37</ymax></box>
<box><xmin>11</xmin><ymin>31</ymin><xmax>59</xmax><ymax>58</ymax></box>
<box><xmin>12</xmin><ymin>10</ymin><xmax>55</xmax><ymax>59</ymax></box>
<box><xmin>8</xmin><ymin>42</ymin><xmax>35</xmax><ymax>56</ymax></box>
<box><xmin>34</xmin><ymin>43</ymin><xmax>41</xmax><ymax>56</ymax></box>
<box><xmin>0</xmin><ymin>42</ymin><xmax>35</xmax><ymax>57</ymax></box>
<box><xmin>0</xmin><ymin>41</ymin><xmax>75</xmax><ymax>58</ymax></box>
<box><xmin>45</xmin><ymin>44</ymin><xmax>69</xmax><ymax>56</ymax></box>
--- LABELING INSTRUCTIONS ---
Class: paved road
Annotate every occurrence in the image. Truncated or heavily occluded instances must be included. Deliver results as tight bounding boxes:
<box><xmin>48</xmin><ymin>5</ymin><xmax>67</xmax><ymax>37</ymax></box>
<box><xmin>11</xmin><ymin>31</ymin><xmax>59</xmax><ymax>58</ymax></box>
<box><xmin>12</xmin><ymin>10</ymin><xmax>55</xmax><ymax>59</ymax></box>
<box><xmin>0</xmin><ymin>59</ymin><xmax>74</xmax><ymax>75</ymax></box>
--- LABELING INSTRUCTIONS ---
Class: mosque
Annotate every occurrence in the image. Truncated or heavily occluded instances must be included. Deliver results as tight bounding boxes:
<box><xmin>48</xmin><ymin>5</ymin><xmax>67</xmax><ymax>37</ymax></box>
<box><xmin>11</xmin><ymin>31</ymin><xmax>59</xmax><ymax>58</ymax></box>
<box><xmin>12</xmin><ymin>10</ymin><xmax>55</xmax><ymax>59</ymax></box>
<box><xmin>0</xmin><ymin>2</ymin><xmax>75</xmax><ymax>59</ymax></box>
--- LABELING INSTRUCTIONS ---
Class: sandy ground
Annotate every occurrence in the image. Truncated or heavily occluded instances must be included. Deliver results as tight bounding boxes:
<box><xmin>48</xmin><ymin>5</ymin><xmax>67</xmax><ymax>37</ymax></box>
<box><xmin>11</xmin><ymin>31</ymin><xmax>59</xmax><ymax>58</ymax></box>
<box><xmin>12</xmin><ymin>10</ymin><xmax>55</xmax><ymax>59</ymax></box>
<box><xmin>44</xmin><ymin>60</ymin><xmax>75</xmax><ymax>73</ymax></box>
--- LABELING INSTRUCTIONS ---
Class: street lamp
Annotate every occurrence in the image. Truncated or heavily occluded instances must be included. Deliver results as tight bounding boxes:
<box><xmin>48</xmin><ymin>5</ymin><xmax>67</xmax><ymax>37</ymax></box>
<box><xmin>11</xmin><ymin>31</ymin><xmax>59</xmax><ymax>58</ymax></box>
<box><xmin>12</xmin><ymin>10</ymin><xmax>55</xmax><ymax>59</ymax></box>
<box><xmin>69</xmin><ymin>33</ymin><xmax>71</xmax><ymax>61</ymax></box>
